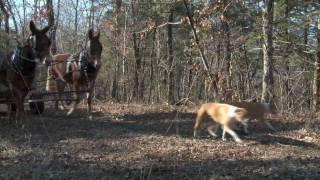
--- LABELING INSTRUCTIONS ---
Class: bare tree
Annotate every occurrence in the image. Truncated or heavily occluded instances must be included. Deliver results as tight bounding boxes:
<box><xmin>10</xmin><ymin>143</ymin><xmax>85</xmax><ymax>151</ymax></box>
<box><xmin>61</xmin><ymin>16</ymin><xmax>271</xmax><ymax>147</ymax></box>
<box><xmin>312</xmin><ymin>15</ymin><xmax>320</xmax><ymax>111</ymax></box>
<box><xmin>46</xmin><ymin>0</ymin><xmax>57</xmax><ymax>54</ymax></box>
<box><xmin>5</xmin><ymin>0</ymin><xmax>18</xmax><ymax>33</ymax></box>
<box><xmin>167</xmin><ymin>9</ymin><xmax>175</xmax><ymax>104</ymax></box>
<box><xmin>261</xmin><ymin>0</ymin><xmax>274</xmax><ymax>103</ymax></box>
<box><xmin>0</xmin><ymin>0</ymin><xmax>9</xmax><ymax>33</ymax></box>
<box><xmin>183</xmin><ymin>0</ymin><xmax>219</xmax><ymax>101</ymax></box>
<box><xmin>283</xmin><ymin>0</ymin><xmax>290</xmax><ymax>109</ymax></box>
<box><xmin>74</xmin><ymin>0</ymin><xmax>79</xmax><ymax>51</ymax></box>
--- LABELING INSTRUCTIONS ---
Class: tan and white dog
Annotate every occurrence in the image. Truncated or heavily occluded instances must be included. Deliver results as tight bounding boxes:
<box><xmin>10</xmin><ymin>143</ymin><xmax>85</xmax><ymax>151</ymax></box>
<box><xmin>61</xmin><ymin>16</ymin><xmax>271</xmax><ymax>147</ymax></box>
<box><xmin>226</xmin><ymin>102</ymin><xmax>277</xmax><ymax>133</ymax></box>
<box><xmin>193</xmin><ymin>103</ymin><xmax>250</xmax><ymax>143</ymax></box>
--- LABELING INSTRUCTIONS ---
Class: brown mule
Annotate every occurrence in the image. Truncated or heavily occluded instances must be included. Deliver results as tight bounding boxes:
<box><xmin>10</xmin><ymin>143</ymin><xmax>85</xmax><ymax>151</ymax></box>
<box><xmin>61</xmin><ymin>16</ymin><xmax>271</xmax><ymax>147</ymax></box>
<box><xmin>0</xmin><ymin>21</ymin><xmax>52</xmax><ymax>121</ymax></box>
<box><xmin>47</xmin><ymin>29</ymin><xmax>103</xmax><ymax>120</ymax></box>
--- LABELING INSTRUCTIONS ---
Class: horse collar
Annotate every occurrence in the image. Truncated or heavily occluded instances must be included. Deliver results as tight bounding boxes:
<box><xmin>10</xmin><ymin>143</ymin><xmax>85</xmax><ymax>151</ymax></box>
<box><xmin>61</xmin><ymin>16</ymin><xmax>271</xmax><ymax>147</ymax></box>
<box><xmin>79</xmin><ymin>50</ymin><xmax>90</xmax><ymax>71</ymax></box>
<box><xmin>26</xmin><ymin>35</ymin><xmax>38</xmax><ymax>57</ymax></box>
<box><xmin>28</xmin><ymin>35</ymin><xmax>37</xmax><ymax>50</ymax></box>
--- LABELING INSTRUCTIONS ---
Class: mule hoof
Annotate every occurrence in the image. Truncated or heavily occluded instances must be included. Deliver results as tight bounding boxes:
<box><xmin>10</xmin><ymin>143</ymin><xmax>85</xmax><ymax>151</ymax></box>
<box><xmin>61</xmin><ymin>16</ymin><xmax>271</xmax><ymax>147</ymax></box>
<box><xmin>59</xmin><ymin>105</ymin><xmax>65</xmax><ymax>111</ymax></box>
<box><xmin>67</xmin><ymin>108</ymin><xmax>74</xmax><ymax>116</ymax></box>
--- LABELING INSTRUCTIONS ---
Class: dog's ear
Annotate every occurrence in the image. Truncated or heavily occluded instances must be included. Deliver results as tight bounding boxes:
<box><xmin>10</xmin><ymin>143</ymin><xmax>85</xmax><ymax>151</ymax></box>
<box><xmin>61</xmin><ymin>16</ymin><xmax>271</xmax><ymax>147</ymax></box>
<box><xmin>29</xmin><ymin>21</ymin><xmax>40</xmax><ymax>35</ymax></box>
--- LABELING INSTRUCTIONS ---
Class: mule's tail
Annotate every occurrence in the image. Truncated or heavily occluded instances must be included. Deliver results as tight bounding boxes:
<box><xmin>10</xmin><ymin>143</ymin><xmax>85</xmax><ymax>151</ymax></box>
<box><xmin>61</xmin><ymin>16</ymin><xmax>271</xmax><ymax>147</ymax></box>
<box><xmin>46</xmin><ymin>67</ymin><xmax>56</xmax><ymax>91</ymax></box>
<box><xmin>193</xmin><ymin>105</ymin><xmax>207</xmax><ymax>138</ymax></box>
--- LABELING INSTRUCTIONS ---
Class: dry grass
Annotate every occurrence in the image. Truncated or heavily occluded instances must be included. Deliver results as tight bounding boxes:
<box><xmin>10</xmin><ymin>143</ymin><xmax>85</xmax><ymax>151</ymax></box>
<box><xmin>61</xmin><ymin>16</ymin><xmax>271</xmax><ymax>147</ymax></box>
<box><xmin>0</xmin><ymin>103</ymin><xmax>320</xmax><ymax>179</ymax></box>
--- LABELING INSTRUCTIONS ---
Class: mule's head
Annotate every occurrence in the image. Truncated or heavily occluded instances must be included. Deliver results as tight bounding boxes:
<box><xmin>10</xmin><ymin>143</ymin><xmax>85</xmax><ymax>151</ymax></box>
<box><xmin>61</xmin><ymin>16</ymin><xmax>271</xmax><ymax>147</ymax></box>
<box><xmin>29</xmin><ymin>21</ymin><xmax>53</xmax><ymax>65</ymax></box>
<box><xmin>87</xmin><ymin>29</ymin><xmax>103</xmax><ymax>69</ymax></box>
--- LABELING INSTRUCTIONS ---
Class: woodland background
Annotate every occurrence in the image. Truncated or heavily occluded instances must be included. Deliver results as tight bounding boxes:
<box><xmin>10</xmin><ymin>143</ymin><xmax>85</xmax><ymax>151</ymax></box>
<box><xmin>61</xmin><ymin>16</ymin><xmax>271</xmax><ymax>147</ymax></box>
<box><xmin>1</xmin><ymin>1</ymin><xmax>320</xmax><ymax>179</ymax></box>
<box><xmin>0</xmin><ymin>0</ymin><xmax>320</xmax><ymax>112</ymax></box>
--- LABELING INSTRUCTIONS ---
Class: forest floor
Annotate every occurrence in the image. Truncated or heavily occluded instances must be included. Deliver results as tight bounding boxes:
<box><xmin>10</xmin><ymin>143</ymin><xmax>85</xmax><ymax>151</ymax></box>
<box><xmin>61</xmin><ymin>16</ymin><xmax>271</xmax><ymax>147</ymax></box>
<box><xmin>0</xmin><ymin>102</ymin><xmax>320</xmax><ymax>179</ymax></box>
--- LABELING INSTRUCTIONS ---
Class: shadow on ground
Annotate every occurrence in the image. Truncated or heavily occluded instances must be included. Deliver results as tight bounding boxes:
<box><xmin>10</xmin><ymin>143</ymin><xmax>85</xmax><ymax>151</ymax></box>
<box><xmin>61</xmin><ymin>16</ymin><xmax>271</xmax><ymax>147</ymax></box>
<box><xmin>0</xmin><ymin>108</ymin><xmax>314</xmax><ymax>144</ymax></box>
<box><xmin>0</xmin><ymin>107</ymin><xmax>319</xmax><ymax>179</ymax></box>
<box><xmin>1</xmin><ymin>151</ymin><xmax>319</xmax><ymax>179</ymax></box>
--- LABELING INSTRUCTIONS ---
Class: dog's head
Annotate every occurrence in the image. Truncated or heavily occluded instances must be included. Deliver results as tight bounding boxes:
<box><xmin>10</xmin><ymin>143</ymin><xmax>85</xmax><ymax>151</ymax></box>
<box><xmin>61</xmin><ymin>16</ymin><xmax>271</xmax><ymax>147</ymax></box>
<box><xmin>234</xmin><ymin>108</ymin><xmax>250</xmax><ymax>122</ymax></box>
<box><xmin>263</xmin><ymin>103</ymin><xmax>277</xmax><ymax>114</ymax></box>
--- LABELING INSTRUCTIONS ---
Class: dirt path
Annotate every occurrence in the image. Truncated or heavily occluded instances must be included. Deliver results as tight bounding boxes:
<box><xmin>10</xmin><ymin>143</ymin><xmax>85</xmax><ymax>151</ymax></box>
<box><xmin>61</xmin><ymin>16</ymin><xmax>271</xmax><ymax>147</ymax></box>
<box><xmin>0</xmin><ymin>103</ymin><xmax>319</xmax><ymax>179</ymax></box>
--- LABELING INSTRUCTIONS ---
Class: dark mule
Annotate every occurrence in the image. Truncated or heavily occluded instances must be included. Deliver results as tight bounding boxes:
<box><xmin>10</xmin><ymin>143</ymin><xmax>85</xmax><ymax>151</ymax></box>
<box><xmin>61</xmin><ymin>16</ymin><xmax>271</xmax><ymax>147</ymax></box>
<box><xmin>0</xmin><ymin>21</ymin><xmax>52</xmax><ymax>120</ymax></box>
<box><xmin>47</xmin><ymin>29</ymin><xmax>102</xmax><ymax>120</ymax></box>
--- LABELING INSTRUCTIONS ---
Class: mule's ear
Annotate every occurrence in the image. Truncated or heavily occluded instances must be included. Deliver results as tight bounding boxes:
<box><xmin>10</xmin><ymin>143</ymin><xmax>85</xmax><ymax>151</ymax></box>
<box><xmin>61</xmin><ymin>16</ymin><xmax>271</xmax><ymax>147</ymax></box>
<box><xmin>95</xmin><ymin>31</ymin><xmax>100</xmax><ymax>39</ymax></box>
<box><xmin>41</xmin><ymin>25</ymin><xmax>51</xmax><ymax>34</ymax></box>
<box><xmin>29</xmin><ymin>21</ymin><xmax>39</xmax><ymax>34</ymax></box>
<box><xmin>88</xmin><ymin>29</ymin><xmax>94</xmax><ymax>40</ymax></box>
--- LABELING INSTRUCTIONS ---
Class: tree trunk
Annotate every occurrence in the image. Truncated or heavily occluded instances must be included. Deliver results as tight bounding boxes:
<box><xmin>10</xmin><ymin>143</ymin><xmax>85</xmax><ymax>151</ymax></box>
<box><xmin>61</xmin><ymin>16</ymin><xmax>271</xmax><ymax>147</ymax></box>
<box><xmin>0</xmin><ymin>0</ymin><xmax>9</xmax><ymax>33</ymax></box>
<box><xmin>312</xmin><ymin>19</ymin><xmax>320</xmax><ymax>111</ymax></box>
<box><xmin>46</xmin><ymin>0</ymin><xmax>57</xmax><ymax>54</ymax></box>
<box><xmin>122</xmin><ymin>7</ymin><xmax>128</xmax><ymax>101</ymax></box>
<box><xmin>167</xmin><ymin>9</ymin><xmax>175</xmax><ymax>104</ymax></box>
<box><xmin>74</xmin><ymin>0</ymin><xmax>79</xmax><ymax>51</ymax></box>
<box><xmin>90</xmin><ymin>0</ymin><xmax>94</xmax><ymax>29</ymax></box>
<box><xmin>111</xmin><ymin>12</ymin><xmax>120</xmax><ymax>101</ymax></box>
<box><xmin>155</xmin><ymin>28</ymin><xmax>161</xmax><ymax>102</ymax></box>
<box><xmin>183</xmin><ymin>0</ymin><xmax>219</xmax><ymax>100</ymax></box>
<box><xmin>261</xmin><ymin>0</ymin><xmax>274</xmax><ymax>103</ymax></box>
<box><xmin>133</xmin><ymin>33</ymin><xmax>141</xmax><ymax>101</ymax></box>
<box><xmin>221</xmin><ymin>0</ymin><xmax>232</xmax><ymax>100</ymax></box>
<box><xmin>303</xmin><ymin>0</ymin><xmax>311</xmax><ymax>109</ymax></box>
<box><xmin>283</xmin><ymin>0</ymin><xmax>291</xmax><ymax>110</ymax></box>
<box><xmin>5</xmin><ymin>0</ymin><xmax>18</xmax><ymax>33</ymax></box>
<box><xmin>148</xmin><ymin>28</ymin><xmax>157</xmax><ymax>103</ymax></box>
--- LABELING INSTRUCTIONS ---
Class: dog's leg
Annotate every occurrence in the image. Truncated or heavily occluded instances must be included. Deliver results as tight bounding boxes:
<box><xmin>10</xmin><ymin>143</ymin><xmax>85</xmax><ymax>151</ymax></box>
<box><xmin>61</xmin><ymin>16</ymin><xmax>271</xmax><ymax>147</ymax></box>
<box><xmin>193</xmin><ymin>107</ymin><xmax>206</xmax><ymax>138</ymax></box>
<box><xmin>223</xmin><ymin>125</ymin><xmax>242</xmax><ymax>143</ymax></box>
<box><xmin>241</xmin><ymin>120</ymin><xmax>249</xmax><ymax>134</ymax></box>
<box><xmin>207</xmin><ymin>124</ymin><xmax>218</xmax><ymax>137</ymax></box>
<box><xmin>264</xmin><ymin>120</ymin><xmax>275</xmax><ymax>131</ymax></box>
<box><xmin>222</xmin><ymin>125</ymin><xmax>227</xmax><ymax>141</ymax></box>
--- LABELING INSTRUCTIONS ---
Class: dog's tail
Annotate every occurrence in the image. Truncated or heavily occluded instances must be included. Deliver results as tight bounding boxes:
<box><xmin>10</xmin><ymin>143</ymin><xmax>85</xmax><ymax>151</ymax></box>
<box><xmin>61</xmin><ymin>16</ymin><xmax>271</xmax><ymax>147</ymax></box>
<box><xmin>194</xmin><ymin>105</ymin><xmax>207</xmax><ymax>137</ymax></box>
<box><xmin>46</xmin><ymin>67</ymin><xmax>56</xmax><ymax>91</ymax></box>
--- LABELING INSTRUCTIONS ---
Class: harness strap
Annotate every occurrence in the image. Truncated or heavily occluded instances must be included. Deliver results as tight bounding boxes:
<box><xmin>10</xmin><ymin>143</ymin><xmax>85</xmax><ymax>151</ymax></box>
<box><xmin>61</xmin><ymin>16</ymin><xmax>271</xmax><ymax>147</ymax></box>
<box><xmin>66</xmin><ymin>54</ymin><xmax>79</xmax><ymax>74</ymax></box>
<box><xmin>66</xmin><ymin>50</ymin><xmax>90</xmax><ymax>74</ymax></box>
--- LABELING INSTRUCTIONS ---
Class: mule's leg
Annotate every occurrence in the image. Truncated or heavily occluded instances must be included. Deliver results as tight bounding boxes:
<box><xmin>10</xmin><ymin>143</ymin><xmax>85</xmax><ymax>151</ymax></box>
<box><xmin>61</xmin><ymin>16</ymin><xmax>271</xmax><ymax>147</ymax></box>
<box><xmin>56</xmin><ymin>80</ymin><xmax>66</xmax><ymax>110</ymax></box>
<box><xmin>87</xmin><ymin>81</ymin><xmax>95</xmax><ymax>120</ymax></box>
<box><xmin>10</xmin><ymin>88</ymin><xmax>22</xmax><ymax>124</ymax></box>
<box><xmin>15</xmin><ymin>94</ymin><xmax>24</xmax><ymax>125</ymax></box>
<box><xmin>67</xmin><ymin>82</ymin><xmax>79</xmax><ymax>116</ymax></box>
<box><xmin>87</xmin><ymin>91</ymin><xmax>93</xmax><ymax>120</ymax></box>
<box><xmin>8</xmin><ymin>103</ymin><xmax>16</xmax><ymax>121</ymax></box>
